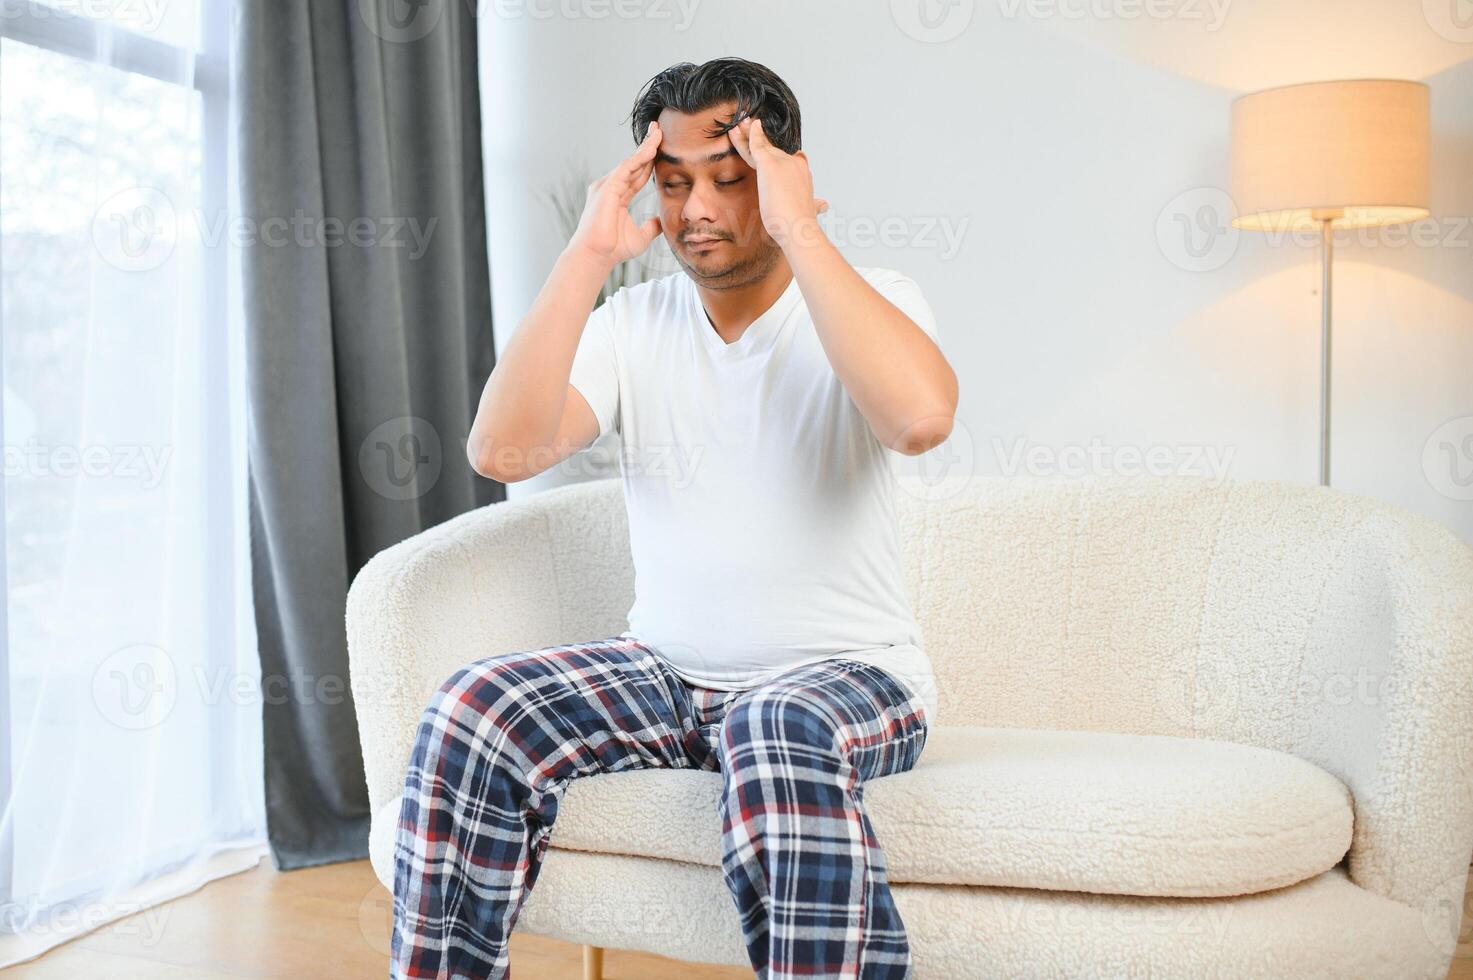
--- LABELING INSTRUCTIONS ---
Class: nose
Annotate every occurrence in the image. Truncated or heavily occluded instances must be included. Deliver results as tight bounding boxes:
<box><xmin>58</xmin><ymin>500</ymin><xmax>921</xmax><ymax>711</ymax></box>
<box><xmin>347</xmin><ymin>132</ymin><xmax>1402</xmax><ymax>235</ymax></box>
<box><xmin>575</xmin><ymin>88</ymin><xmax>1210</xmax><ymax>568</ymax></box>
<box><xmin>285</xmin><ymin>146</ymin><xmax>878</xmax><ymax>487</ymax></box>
<box><xmin>680</xmin><ymin>180</ymin><xmax>721</xmax><ymax>230</ymax></box>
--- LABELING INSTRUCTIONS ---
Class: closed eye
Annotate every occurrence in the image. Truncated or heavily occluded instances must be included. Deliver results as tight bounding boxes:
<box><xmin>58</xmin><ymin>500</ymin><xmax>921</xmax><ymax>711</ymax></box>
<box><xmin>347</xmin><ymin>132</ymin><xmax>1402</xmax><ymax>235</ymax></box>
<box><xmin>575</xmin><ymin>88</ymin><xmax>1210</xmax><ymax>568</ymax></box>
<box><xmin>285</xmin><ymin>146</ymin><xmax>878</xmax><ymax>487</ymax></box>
<box><xmin>661</xmin><ymin>177</ymin><xmax>743</xmax><ymax>191</ymax></box>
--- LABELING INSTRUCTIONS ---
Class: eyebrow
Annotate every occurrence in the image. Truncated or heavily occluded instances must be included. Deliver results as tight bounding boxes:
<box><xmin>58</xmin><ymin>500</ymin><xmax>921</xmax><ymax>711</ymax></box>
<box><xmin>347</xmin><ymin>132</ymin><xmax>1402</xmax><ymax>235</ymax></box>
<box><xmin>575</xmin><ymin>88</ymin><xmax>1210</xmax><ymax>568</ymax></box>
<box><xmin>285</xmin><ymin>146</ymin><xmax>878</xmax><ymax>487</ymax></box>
<box><xmin>654</xmin><ymin>146</ymin><xmax>739</xmax><ymax>167</ymax></box>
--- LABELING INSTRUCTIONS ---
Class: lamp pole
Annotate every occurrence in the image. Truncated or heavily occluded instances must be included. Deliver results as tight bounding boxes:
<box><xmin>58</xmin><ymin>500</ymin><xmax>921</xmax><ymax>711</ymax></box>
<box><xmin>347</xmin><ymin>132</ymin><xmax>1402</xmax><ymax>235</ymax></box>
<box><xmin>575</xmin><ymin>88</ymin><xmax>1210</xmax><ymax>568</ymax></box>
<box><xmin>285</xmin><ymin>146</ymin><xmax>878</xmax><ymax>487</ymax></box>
<box><xmin>1319</xmin><ymin>217</ymin><xmax>1333</xmax><ymax>488</ymax></box>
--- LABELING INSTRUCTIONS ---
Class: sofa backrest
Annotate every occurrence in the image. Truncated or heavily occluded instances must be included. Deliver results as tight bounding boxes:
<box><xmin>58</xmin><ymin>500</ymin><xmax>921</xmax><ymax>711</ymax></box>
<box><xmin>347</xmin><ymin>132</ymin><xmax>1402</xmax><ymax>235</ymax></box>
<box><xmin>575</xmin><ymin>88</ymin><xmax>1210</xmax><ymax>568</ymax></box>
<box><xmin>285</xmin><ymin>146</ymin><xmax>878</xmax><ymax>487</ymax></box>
<box><xmin>892</xmin><ymin>474</ymin><xmax>1451</xmax><ymax>746</ymax></box>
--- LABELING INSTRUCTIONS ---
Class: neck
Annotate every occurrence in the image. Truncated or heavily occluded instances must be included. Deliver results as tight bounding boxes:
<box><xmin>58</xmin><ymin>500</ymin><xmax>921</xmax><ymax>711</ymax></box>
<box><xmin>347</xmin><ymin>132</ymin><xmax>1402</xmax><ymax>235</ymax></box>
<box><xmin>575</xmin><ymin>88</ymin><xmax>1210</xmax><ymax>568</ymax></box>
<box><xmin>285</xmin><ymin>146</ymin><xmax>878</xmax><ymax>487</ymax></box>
<box><xmin>693</xmin><ymin>256</ymin><xmax>794</xmax><ymax>345</ymax></box>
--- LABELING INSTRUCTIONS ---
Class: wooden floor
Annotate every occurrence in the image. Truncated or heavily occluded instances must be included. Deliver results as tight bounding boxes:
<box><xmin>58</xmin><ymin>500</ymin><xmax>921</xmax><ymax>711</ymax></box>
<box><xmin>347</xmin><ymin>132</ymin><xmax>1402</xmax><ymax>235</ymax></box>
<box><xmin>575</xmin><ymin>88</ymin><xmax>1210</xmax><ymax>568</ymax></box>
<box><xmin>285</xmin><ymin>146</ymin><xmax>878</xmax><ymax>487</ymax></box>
<box><xmin>4</xmin><ymin>857</ymin><xmax>1471</xmax><ymax>978</ymax></box>
<box><xmin>2</xmin><ymin>857</ymin><xmax>748</xmax><ymax>979</ymax></box>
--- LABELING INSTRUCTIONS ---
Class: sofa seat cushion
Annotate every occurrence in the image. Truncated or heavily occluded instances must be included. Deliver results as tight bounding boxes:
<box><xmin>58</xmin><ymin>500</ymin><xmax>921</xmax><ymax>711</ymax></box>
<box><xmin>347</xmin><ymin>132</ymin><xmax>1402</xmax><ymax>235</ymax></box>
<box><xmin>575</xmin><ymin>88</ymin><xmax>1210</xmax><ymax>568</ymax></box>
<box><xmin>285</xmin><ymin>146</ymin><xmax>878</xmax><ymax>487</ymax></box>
<box><xmin>543</xmin><ymin>724</ymin><xmax>1354</xmax><ymax>898</ymax></box>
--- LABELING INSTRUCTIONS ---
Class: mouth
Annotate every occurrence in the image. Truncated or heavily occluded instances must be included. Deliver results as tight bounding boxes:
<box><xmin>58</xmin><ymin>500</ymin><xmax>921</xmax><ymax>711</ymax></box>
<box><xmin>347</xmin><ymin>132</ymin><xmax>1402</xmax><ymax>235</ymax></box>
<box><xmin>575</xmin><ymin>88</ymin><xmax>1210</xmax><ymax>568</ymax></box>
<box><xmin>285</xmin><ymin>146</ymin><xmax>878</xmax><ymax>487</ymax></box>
<box><xmin>683</xmin><ymin>236</ymin><xmax>726</xmax><ymax>250</ymax></box>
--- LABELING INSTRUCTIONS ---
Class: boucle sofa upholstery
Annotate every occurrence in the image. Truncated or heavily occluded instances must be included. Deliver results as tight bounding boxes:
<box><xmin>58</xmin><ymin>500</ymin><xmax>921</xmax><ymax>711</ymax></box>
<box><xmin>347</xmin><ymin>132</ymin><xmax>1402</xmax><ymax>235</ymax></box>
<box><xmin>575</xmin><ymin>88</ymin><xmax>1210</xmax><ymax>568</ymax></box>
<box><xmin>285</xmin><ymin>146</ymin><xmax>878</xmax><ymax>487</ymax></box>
<box><xmin>347</xmin><ymin>475</ymin><xmax>1473</xmax><ymax>978</ymax></box>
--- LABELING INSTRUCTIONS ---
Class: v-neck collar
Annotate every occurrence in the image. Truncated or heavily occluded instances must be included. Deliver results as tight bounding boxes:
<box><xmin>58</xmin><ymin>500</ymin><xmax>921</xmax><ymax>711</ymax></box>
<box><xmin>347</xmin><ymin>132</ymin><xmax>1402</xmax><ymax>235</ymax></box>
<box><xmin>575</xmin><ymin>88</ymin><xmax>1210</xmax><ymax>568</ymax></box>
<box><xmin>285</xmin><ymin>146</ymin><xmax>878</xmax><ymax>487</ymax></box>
<box><xmin>688</xmin><ymin>273</ymin><xmax>802</xmax><ymax>361</ymax></box>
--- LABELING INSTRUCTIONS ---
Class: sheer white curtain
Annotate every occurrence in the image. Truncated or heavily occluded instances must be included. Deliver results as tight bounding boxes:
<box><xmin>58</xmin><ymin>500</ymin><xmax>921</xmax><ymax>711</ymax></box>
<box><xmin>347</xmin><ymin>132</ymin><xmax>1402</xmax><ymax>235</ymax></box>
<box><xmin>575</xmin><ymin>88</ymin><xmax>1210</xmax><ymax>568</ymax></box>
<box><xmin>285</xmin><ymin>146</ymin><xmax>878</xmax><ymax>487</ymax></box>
<box><xmin>0</xmin><ymin>0</ymin><xmax>265</xmax><ymax>965</ymax></box>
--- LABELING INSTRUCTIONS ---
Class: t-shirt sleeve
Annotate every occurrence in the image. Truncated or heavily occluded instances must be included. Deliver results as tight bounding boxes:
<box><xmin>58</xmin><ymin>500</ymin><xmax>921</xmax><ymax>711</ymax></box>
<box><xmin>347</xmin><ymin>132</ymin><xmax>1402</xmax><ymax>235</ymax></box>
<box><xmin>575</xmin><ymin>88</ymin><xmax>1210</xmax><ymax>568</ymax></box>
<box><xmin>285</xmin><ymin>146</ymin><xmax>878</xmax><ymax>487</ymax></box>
<box><xmin>567</xmin><ymin>299</ymin><xmax>620</xmax><ymax>444</ymax></box>
<box><xmin>873</xmin><ymin>270</ymin><xmax>941</xmax><ymax>344</ymax></box>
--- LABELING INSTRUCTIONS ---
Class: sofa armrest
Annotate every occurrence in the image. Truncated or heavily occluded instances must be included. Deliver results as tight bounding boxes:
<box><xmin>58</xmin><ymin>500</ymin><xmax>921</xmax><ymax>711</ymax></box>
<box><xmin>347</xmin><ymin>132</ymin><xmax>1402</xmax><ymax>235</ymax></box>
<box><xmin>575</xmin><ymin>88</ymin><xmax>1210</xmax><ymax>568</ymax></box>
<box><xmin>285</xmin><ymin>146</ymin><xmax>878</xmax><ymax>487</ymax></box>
<box><xmin>346</xmin><ymin>493</ymin><xmax>567</xmax><ymax>818</ymax></box>
<box><xmin>1287</xmin><ymin>506</ymin><xmax>1473</xmax><ymax>910</ymax></box>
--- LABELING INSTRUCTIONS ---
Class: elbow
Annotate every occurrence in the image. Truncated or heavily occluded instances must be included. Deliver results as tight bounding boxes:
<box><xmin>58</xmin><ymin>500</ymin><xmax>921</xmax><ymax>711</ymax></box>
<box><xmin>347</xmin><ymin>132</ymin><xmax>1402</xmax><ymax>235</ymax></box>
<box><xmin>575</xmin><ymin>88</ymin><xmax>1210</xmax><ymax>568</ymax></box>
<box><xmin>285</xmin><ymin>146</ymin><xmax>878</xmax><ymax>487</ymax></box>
<box><xmin>890</xmin><ymin>373</ymin><xmax>959</xmax><ymax>456</ymax></box>
<box><xmin>466</xmin><ymin>432</ymin><xmax>531</xmax><ymax>483</ymax></box>
<box><xmin>890</xmin><ymin>413</ymin><xmax>954</xmax><ymax>456</ymax></box>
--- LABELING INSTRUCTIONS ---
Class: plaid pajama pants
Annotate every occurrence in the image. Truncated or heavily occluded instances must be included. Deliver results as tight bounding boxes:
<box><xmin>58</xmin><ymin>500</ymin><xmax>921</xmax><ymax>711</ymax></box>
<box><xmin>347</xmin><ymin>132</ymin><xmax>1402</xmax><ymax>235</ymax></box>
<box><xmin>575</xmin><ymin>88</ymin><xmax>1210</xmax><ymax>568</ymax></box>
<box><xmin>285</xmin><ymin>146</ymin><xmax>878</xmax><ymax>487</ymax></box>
<box><xmin>391</xmin><ymin>632</ymin><xmax>931</xmax><ymax>980</ymax></box>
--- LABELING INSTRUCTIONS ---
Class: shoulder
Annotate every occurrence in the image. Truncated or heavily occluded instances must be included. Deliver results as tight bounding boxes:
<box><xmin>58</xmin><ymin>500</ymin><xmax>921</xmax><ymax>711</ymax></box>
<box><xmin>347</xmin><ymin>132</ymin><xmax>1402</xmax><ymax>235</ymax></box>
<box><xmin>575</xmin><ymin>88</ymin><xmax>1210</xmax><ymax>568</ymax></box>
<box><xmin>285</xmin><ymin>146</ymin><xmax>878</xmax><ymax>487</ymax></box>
<box><xmin>592</xmin><ymin>272</ymin><xmax>689</xmax><ymax>338</ymax></box>
<box><xmin>601</xmin><ymin>271</ymin><xmax>687</xmax><ymax>323</ymax></box>
<box><xmin>852</xmin><ymin>267</ymin><xmax>939</xmax><ymax>340</ymax></box>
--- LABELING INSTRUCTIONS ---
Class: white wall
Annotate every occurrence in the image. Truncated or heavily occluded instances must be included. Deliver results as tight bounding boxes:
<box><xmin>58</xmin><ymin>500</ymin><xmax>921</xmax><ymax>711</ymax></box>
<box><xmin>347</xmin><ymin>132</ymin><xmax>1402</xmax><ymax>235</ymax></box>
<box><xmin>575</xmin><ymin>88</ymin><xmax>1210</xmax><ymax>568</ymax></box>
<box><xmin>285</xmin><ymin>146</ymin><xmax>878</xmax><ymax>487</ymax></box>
<box><xmin>478</xmin><ymin>0</ymin><xmax>1473</xmax><ymax>544</ymax></box>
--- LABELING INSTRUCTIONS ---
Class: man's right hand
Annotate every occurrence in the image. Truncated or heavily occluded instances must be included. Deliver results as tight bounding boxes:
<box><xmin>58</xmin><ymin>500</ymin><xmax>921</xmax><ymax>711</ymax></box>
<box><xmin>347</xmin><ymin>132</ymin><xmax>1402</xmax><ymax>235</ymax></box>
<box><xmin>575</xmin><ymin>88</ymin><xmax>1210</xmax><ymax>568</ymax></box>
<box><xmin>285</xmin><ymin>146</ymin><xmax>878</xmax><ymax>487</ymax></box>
<box><xmin>567</xmin><ymin>121</ymin><xmax>665</xmax><ymax>267</ymax></box>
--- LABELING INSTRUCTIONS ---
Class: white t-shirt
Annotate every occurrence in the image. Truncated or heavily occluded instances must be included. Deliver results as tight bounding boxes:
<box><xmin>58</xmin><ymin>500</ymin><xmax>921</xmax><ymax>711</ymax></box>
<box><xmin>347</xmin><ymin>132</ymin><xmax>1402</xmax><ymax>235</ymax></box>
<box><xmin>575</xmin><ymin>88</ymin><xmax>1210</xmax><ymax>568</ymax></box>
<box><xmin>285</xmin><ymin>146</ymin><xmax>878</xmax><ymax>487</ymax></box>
<box><xmin>567</xmin><ymin>265</ymin><xmax>940</xmax><ymax>727</ymax></box>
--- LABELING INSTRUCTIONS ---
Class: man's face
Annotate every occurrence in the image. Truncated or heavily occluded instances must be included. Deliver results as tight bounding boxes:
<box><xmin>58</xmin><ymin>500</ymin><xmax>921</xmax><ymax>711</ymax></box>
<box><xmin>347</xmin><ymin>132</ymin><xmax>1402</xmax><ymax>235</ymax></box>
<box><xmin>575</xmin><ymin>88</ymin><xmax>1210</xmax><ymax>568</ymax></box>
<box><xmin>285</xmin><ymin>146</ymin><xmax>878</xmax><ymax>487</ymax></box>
<box><xmin>652</xmin><ymin>100</ymin><xmax>782</xmax><ymax>289</ymax></box>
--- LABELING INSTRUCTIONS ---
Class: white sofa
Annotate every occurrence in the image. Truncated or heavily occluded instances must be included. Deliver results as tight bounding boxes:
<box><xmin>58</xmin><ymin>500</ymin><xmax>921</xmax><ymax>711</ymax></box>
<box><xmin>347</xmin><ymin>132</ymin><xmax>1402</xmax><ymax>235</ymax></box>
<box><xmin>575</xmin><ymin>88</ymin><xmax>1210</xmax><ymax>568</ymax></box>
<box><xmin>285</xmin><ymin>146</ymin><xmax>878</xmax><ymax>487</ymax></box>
<box><xmin>346</xmin><ymin>475</ymin><xmax>1473</xmax><ymax>979</ymax></box>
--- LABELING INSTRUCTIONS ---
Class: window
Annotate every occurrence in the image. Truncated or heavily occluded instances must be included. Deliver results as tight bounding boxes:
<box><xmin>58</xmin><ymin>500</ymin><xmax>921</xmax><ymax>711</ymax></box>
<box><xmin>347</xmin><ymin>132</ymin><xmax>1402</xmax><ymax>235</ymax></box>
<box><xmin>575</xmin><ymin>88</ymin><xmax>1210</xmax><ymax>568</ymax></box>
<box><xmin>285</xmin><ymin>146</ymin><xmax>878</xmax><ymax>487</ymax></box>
<box><xmin>0</xmin><ymin>0</ymin><xmax>263</xmax><ymax>960</ymax></box>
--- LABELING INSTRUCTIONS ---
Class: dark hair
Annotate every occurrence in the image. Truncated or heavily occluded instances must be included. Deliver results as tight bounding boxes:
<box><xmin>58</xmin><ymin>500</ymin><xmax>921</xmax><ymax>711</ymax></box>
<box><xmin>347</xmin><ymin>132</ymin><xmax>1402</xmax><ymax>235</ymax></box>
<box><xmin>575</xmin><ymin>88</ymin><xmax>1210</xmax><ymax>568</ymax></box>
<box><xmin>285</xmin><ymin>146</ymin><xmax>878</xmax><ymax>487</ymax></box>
<box><xmin>627</xmin><ymin>57</ymin><xmax>802</xmax><ymax>154</ymax></box>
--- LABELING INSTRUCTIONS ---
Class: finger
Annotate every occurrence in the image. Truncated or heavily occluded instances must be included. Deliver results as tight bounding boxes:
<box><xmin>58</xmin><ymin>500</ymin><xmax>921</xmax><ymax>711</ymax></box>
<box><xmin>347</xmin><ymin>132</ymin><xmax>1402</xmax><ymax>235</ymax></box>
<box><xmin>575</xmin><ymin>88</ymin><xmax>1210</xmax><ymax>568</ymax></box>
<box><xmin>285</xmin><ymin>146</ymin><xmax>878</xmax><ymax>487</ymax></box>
<box><xmin>613</xmin><ymin>146</ymin><xmax>659</xmax><ymax>204</ymax></box>
<box><xmin>748</xmin><ymin>116</ymin><xmax>773</xmax><ymax>151</ymax></box>
<box><xmin>616</xmin><ymin>121</ymin><xmax>662</xmax><ymax>179</ymax></box>
<box><xmin>637</xmin><ymin>214</ymin><xmax>663</xmax><ymax>248</ymax></box>
<box><xmin>728</xmin><ymin>118</ymin><xmax>756</xmax><ymax>168</ymax></box>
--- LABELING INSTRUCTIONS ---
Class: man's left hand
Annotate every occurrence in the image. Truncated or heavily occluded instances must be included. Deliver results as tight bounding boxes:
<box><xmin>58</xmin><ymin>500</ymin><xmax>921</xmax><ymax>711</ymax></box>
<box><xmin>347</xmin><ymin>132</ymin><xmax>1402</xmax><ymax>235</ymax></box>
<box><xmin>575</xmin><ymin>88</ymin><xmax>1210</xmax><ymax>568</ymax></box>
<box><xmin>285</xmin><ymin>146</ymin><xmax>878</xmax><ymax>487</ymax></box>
<box><xmin>728</xmin><ymin>115</ymin><xmax>830</xmax><ymax>250</ymax></box>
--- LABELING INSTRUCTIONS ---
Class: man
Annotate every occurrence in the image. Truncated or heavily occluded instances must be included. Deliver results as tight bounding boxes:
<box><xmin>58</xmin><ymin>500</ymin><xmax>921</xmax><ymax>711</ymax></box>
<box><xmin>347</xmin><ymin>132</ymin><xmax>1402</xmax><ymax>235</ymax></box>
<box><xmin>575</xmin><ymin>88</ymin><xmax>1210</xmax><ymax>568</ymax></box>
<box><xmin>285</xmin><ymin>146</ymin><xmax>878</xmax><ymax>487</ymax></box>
<box><xmin>393</xmin><ymin>57</ymin><xmax>958</xmax><ymax>980</ymax></box>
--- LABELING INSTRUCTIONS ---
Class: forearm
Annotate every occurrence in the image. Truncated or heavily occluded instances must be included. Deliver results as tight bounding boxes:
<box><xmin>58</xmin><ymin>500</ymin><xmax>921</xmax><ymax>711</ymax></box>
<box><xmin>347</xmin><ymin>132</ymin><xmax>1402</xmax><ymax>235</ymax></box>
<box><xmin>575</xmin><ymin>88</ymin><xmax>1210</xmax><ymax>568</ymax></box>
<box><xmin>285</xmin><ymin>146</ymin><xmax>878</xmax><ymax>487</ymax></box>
<box><xmin>783</xmin><ymin>225</ymin><xmax>959</xmax><ymax>453</ymax></box>
<box><xmin>468</xmin><ymin>246</ymin><xmax>612</xmax><ymax>462</ymax></box>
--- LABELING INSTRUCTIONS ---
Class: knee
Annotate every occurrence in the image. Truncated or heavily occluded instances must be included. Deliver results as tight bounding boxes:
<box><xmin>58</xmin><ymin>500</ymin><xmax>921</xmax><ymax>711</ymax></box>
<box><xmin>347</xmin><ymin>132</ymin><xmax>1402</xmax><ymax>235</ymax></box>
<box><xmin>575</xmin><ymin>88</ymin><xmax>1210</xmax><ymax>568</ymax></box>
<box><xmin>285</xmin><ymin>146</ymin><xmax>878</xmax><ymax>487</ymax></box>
<box><xmin>421</xmin><ymin>653</ymin><xmax>529</xmax><ymax>731</ymax></box>
<box><xmin>719</xmin><ymin>693</ymin><xmax>841</xmax><ymax>763</ymax></box>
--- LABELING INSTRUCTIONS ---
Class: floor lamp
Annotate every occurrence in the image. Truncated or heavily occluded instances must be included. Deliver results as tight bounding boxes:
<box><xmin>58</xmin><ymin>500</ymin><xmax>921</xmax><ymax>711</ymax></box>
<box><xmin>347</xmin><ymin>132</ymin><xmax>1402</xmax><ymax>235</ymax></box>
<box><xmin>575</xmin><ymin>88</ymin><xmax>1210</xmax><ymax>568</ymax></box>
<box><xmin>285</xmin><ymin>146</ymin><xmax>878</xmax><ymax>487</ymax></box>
<box><xmin>1228</xmin><ymin>79</ymin><xmax>1431</xmax><ymax>487</ymax></box>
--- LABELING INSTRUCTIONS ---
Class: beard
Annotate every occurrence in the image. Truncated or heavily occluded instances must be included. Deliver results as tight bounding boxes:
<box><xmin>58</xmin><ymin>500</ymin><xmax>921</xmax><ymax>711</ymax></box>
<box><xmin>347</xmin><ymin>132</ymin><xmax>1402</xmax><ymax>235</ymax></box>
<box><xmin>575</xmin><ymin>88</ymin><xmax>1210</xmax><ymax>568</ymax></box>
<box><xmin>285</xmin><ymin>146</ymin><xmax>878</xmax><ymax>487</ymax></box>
<box><xmin>674</xmin><ymin>232</ymin><xmax>783</xmax><ymax>290</ymax></box>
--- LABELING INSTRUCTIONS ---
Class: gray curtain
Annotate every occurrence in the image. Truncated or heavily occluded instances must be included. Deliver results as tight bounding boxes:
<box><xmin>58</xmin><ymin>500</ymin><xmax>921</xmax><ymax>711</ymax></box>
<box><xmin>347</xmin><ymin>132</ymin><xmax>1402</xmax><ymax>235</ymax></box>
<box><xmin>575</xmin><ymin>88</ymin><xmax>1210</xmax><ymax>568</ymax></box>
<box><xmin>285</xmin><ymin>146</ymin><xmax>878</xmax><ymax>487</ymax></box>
<box><xmin>236</xmin><ymin>0</ymin><xmax>500</xmax><ymax>870</ymax></box>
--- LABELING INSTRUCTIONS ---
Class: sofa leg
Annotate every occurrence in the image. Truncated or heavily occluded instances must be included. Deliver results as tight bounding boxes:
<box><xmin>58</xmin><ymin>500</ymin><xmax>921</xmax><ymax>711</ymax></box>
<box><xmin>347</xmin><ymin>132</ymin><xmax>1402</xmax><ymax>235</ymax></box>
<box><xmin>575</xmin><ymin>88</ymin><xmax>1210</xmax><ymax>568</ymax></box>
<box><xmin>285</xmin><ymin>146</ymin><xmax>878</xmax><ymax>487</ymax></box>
<box><xmin>583</xmin><ymin>944</ymin><xmax>604</xmax><ymax>980</ymax></box>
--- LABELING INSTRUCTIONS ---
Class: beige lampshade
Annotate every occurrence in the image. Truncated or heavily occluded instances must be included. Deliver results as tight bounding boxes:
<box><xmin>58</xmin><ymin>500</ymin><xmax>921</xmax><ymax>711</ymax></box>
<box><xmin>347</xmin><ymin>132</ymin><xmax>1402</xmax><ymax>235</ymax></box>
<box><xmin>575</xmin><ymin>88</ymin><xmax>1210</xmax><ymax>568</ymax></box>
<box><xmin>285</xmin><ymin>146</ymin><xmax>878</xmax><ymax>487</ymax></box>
<box><xmin>1229</xmin><ymin>79</ymin><xmax>1430</xmax><ymax>232</ymax></box>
